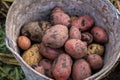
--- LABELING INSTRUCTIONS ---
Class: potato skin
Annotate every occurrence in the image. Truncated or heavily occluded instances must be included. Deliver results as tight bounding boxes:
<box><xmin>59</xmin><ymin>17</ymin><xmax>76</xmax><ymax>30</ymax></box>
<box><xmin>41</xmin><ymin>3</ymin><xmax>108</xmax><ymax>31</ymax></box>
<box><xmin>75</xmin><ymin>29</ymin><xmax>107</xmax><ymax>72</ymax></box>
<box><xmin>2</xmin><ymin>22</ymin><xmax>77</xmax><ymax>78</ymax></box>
<box><xmin>87</xmin><ymin>54</ymin><xmax>104</xmax><ymax>70</ymax></box>
<box><xmin>40</xmin><ymin>21</ymin><xmax>51</xmax><ymax>33</ymax></box>
<box><xmin>81</xmin><ymin>32</ymin><xmax>93</xmax><ymax>44</ymax></box>
<box><xmin>91</xmin><ymin>26</ymin><xmax>109</xmax><ymax>43</ymax></box>
<box><xmin>21</xmin><ymin>22</ymin><xmax>44</xmax><ymax>42</ymax></box>
<box><xmin>69</xmin><ymin>27</ymin><xmax>81</xmax><ymax>39</ymax></box>
<box><xmin>51</xmin><ymin>7</ymin><xmax>70</xmax><ymax>26</ymax></box>
<box><xmin>65</xmin><ymin>39</ymin><xmax>87</xmax><ymax>59</ymax></box>
<box><xmin>39</xmin><ymin>43</ymin><xmax>63</xmax><ymax>60</ymax></box>
<box><xmin>42</xmin><ymin>24</ymin><xmax>68</xmax><ymax>48</ymax></box>
<box><xmin>88</xmin><ymin>43</ymin><xmax>104</xmax><ymax>56</ymax></box>
<box><xmin>32</xmin><ymin>65</ymin><xmax>45</xmax><ymax>75</ymax></box>
<box><xmin>52</xmin><ymin>53</ymin><xmax>72</xmax><ymax>80</ymax></box>
<box><xmin>39</xmin><ymin>59</ymin><xmax>53</xmax><ymax>78</ymax></box>
<box><xmin>17</xmin><ymin>36</ymin><xmax>31</xmax><ymax>50</ymax></box>
<box><xmin>22</xmin><ymin>44</ymin><xmax>42</xmax><ymax>66</ymax></box>
<box><xmin>72</xmin><ymin>15</ymin><xmax>94</xmax><ymax>31</ymax></box>
<box><xmin>72</xmin><ymin>59</ymin><xmax>91</xmax><ymax>80</ymax></box>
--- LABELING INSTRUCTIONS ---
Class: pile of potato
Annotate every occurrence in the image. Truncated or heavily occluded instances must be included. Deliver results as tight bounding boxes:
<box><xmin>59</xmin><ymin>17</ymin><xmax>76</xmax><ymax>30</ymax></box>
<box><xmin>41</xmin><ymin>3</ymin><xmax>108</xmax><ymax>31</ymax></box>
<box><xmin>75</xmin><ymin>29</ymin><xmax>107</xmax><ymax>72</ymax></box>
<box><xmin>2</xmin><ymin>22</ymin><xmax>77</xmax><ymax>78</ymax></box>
<box><xmin>17</xmin><ymin>7</ymin><xmax>109</xmax><ymax>80</ymax></box>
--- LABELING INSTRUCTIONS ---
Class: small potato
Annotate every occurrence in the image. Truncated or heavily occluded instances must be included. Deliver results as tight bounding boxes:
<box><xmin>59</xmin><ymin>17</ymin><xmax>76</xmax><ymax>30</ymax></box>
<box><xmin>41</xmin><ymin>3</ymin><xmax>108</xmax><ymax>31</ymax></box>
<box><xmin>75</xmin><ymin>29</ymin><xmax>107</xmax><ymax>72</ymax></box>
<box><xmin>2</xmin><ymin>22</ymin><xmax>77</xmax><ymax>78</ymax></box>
<box><xmin>42</xmin><ymin>24</ymin><xmax>68</xmax><ymax>48</ymax></box>
<box><xmin>72</xmin><ymin>15</ymin><xmax>94</xmax><ymax>31</ymax></box>
<box><xmin>17</xmin><ymin>36</ymin><xmax>31</xmax><ymax>50</ymax></box>
<box><xmin>21</xmin><ymin>22</ymin><xmax>44</xmax><ymax>42</ymax></box>
<box><xmin>51</xmin><ymin>7</ymin><xmax>70</xmax><ymax>26</ymax></box>
<box><xmin>70</xmin><ymin>16</ymin><xmax>78</xmax><ymax>22</ymax></box>
<box><xmin>39</xmin><ymin>43</ymin><xmax>63</xmax><ymax>60</ymax></box>
<box><xmin>40</xmin><ymin>21</ymin><xmax>52</xmax><ymax>33</ymax></box>
<box><xmin>32</xmin><ymin>65</ymin><xmax>45</xmax><ymax>75</ymax></box>
<box><xmin>72</xmin><ymin>59</ymin><xmax>91</xmax><ymax>80</ymax></box>
<box><xmin>87</xmin><ymin>54</ymin><xmax>104</xmax><ymax>70</ymax></box>
<box><xmin>88</xmin><ymin>43</ymin><xmax>104</xmax><ymax>56</ymax></box>
<box><xmin>52</xmin><ymin>53</ymin><xmax>72</xmax><ymax>80</ymax></box>
<box><xmin>65</xmin><ymin>39</ymin><xmax>87</xmax><ymax>59</ymax></box>
<box><xmin>69</xmin><ymin>27</ymin><xmax>81</xmax><ymax>39</ymax></box>
<box><xmin>52</xmin><ymin>7</ymin><xmax>64</xmax><ymax>13</ymax></box>
<box><xmin>22</xmin><ymin>44</ymin><xmax>42</xmax><ymax>66</ymax></box>
<box><xmin>91</xmin><ymin>26</ymin><xmax>109</xmax><ymax>43</ymax></box>
<box><xmin>81</xmin><ymin>32</ymin><xmax>93</xmax><ymax>44</ymax></box>
<box><xmin>39</xmin><ymin>59</ymin><xmax>53</xmax><ymax>78</ymax></box>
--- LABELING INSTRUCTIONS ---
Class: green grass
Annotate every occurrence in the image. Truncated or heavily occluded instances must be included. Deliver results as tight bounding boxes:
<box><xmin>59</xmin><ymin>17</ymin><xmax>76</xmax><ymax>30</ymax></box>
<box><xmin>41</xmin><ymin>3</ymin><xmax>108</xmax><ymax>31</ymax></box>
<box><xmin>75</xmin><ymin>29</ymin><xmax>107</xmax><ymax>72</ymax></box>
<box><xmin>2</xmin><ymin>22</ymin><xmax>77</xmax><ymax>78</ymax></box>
<box><xmin>0</xmin><ymin>21</ymin><xmax>25</xmax><ymax>80</ymax></box>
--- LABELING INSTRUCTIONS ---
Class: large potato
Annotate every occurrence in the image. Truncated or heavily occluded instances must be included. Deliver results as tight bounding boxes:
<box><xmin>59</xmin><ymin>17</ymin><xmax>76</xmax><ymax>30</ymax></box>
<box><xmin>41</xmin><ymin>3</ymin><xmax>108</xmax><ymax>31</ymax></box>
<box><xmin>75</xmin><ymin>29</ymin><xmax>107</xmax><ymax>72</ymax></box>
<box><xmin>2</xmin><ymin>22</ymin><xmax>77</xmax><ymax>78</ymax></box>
<box><xmin>51</xmin><ymin>7</ymin><xmax>70</xmax><ymax>26</ymax></box>
<box><xmin>42</xmin><ymin>24</ymin><xmax>68</xmax><ymax>48</ymax></box>
<box><xmin>21</xmin><ymin>22</ymin><xmax>44</xmax><ymax>42</ymax></box>
<box><xmin>72</xmin><ymin>59</ymin><xmax>91</xmax><ymax>80</ymax></box>
<box><xmin>52</xmin><ymin>53</ymin><xmax>72</xmax><ymax>80</ymax></box>
<box><xmin>72</xmin><ymin>15</ymin><xmax>94</xmax><ymax>31</ymax></box>
<box><xmin>91</xmin><ymin>26</ymin><xmax>109</xmax><ymax>43</ymax></box>
<box><xmin>39</xmin><ymin>59</ymin><xmax>53</xmax><ymax>78</ymax></box>
<box><xmin>65</xmin><ymin>39</ymin><xmax>87</xmax><ymax>59</ymax></box>
<box><xmin>39</xmin><ymin>43</ymin><xmax>63</xmax><ymax>60</ymax></box>
<box><xmin>22</xmin><ymin>44</ymin><xmax>42</xmax><ymax>66</ymax></box>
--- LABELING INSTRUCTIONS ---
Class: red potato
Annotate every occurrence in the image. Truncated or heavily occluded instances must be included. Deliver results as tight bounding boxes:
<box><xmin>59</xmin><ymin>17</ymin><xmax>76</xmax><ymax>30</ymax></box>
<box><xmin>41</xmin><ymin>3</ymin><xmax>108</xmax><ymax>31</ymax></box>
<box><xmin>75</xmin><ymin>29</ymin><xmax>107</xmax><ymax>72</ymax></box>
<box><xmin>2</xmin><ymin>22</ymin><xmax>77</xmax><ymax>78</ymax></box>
<box><xmin>42</xmin><ymin>24</ymin><xmax>68</xmax><ymax>48</ymax></box>
<box><xmin>51</xmin><ymin>7</ymin><xmax>70</xmax><ymax>26</ymax></box>
<box><xmin>91</xmin><ymin>26</ymin><xmax>109</xmax><ymax>43</ymax></box>
<box><xmin>81</xmin><ymin>32</ymin><xmax>93</xmax><ymax>44</ymax></box>
<box><xmin>52</xmin><ymin>53</ymin><xmax>72</xmax><ymax>80</ymax></box>
<box><xmin>87</xmin><ymin>54</ymin><xmax>104</xmax><ymax>70</ymax></box>
<box><xmin>65</xmin><ymin>39</ymin><xmax>87</xmax><ymax>59</ymax></box>
<box><xmin>72</xmin><ymin>59</ymin><xmax>91</xmax><ymax>80</ymax></box>
<box><xmin>69</xmin><ymin>27</ymin><xmax>81</xmax><ymax>39</ymax></box>
<box><xmin>39</xmin><ymin>43</ymin><xmax>63</xmax><ymax>60</ymax></box>
<box><xmin>39</xmin><ymin>59</ymin><xmax>53</xmax><ymax>78</ymax></box>
<box><xmin>72</xmin><ymin>15</ymin><xmax>94</xmax><ymax>31</ymax></box>
<box><xmin>32</xmin><ymin>65</ymin><xmax>45</xmax><ymax>75</ymax></box>
<box><xmin>52</xmin><ymin>7</ymin><xmax>64</xmax><ymax>13</ymax></box>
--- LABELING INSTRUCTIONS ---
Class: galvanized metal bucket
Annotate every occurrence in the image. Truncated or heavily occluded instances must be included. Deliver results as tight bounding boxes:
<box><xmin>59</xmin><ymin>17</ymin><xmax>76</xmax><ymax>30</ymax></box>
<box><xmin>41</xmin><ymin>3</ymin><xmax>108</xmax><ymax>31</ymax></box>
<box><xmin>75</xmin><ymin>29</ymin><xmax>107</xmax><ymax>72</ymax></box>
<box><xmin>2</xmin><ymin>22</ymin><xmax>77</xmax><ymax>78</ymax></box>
<box><xmin>5</xmin><ymin>0</ymin><xmax>120</xmax><ymax>80</ymax></box>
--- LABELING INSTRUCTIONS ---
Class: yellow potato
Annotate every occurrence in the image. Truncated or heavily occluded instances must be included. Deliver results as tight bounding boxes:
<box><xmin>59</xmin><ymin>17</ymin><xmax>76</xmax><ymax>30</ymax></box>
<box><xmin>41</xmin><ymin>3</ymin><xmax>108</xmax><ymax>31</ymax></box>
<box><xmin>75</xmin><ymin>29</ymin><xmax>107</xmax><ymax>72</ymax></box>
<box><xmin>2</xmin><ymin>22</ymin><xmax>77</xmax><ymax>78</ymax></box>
<box><xmin>22</xmin><ymin>44</ymin><xmax>42</xmax><ymax>66</ymax></box>
<box><xmin>88</xmin><ymin>43</ymin><xmax>104</xmax><ymax>56</ymax></box>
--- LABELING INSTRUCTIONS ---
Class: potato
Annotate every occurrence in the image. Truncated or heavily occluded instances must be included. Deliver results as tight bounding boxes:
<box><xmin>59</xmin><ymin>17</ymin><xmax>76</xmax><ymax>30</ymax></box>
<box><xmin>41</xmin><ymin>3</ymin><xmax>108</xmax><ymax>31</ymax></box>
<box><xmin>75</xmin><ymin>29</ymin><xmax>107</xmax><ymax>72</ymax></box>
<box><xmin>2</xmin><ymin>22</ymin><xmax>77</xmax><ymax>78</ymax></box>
<box><xmin>81</xmin><ymin>32</ymin><xmax>93</xmax><ymax>44</ymax></box>
<box><xmin>17</xmin><ymin>36</ymin><xmax>31</xmax><ymax>50</ymax></box>
<box><xmin>72</xmin><ymin>59</ymin><xmax>91</xmax><ymax>80</ymax></box>
<box><xmin>69</xmin><ymin>27</ymin><xmax>81</xmax><ymax>39</ymax></box>
<box><xmin>22</xmin><ymin>44</ymin><xmax>42</xmax><ymax>66</ymax></box>
<box><xmin>88</xmin><ymin>43</ymin><xmax>104</xmax><ymax>56</ymax></box>
<box><xmin>70</xmin><ymin>16</ymin><xmax>78</xmax><ymax>22</ymax></box>
<box><xmin>52</xmin><ymin>7</ymin><xmax>64</xmax><ymax>13</ymax></box>
<box><xmin>87</xmin><ymin>54</ymin><xmax>104</xmax><ymax>70</ymax></box>
<box><xmin>72</xmin><ymin>15</ymin><xmax>94</xmax><ymax>31</ymax></box>
<box><xmin>51</xmin><ymin>7</ymin><xmax>70</xmax><ymax>26</ymax></box>
<box><xmin>65</xmin><ymin>39</ymin><xmax>87</xmax><ymax>59</ymax></box>
<box><xmin>91</xmin><ymin>26</ymin><xmax>109</xmax><ymax>43</ymax></box>
<box><xmin>39</xmin><ymin>59</ymin><xmax>53</xmax><ymax>78</ymax></box>
<box><xmin>39</xmin><ymin>43</ymin><xmax>63</xmax><ymax>60</ymax></box>
<box><xmin>42</xmin><ymin>24</ymin><xmax>68</xmax><ymax>48</ymax></box>
<box><xmin>52</xmin><ymin>53</ymin><xmax>72</xmax><ymax>80</ymax></box>
<box><xmin>40</xmin><ymin>21</ymin><xmax>51</xmax><ymax>33</ymax></box>
<box><xmin>32</xmin><ymin>65</ymin><xmax>45</xmax><ymax>75</ymax></box>
<box><xmin>21</xmin><ymin>22</ymin><xmax>44</xmax><ymax>42</ymax></box>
